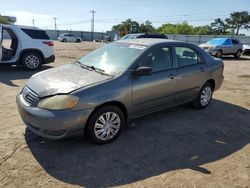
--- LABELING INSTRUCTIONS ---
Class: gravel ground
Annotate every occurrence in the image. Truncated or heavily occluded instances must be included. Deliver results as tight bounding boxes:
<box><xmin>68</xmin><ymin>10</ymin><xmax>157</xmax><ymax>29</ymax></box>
<box><xmin>0</xmin><ymin>41</ymin><xmax>249</xmax><ymax>188</ymax></box>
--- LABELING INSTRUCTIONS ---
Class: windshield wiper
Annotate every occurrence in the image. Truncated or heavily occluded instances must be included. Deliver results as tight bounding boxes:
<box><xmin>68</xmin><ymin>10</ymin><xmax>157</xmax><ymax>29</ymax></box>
<box><xmin>74</xmin><ymin>61</ymin><xmax>112</xmax><ymax>76</ymax></box>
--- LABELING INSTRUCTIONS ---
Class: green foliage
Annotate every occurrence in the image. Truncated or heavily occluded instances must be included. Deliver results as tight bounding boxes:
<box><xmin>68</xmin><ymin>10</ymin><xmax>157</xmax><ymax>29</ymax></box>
<box><xmin>210</xmin><ymin>18</ymin><xmax>228</xmax><ymax>35</ymax></box>
<box><xmin>112</xmin><ymin>19</ymin><xmax>140</xmax><ymax>36</ymax></box>
<box><xmin>225</xmin><ymin>11</ymin><xmax>250</xmax><ymax>35</ymax></box>
<box><xmin>140</xmin><ymin>20</ymin><xmax>155</xmax><ymax>33</ymax></box>
<box><xmin>112</xmin><ymin>11</ymin><xmax>250</xmax><ymax>36</ymax></box>
<box><xmin>0</xmin><ymin>15</ymin><xmax>9</xmax><ymax>24</ymax></box>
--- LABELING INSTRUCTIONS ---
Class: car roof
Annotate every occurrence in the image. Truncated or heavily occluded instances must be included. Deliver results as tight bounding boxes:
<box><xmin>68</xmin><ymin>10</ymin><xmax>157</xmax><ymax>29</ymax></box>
<box><xmin>117</xmin><ymin>38</ymin><xmax>179</xmax><ymax>46</ymax></box>
<box><xmin>1</xmin><ymin>24</ymin><xmax>44</xmax><ymax>30</ymax></box>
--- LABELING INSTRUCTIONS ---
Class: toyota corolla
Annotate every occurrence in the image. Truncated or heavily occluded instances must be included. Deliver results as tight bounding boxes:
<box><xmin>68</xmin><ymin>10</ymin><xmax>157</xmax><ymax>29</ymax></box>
<box><xmin>17</xmin><ymin>39</ymin><xmax>224</xmax><ymax>144</ymax></box>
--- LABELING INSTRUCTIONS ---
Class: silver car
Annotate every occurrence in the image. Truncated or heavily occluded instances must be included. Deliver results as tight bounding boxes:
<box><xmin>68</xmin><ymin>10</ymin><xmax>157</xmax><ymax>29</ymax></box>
<box><xmin>58</xmin><ymin>33</ymin><xmax>82</xmax><ymax>42</ymax></box>
<box><xmin>199</xmin><ymin>38</ymin><xmax>243</xmax><ymax>58</ymax></box>
<box><xmin>17</xmin><ymin>39</ymin><xmax>224</xmax><ymax>144</ymax></box>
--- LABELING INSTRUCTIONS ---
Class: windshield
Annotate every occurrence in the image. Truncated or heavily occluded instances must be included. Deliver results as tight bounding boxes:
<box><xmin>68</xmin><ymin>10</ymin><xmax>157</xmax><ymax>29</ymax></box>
<box><xmin>78</xmin><ymin>42</ymin><xmax>147</xmax><ymax>75</ymax></box>
<box><xmin>207</xmin><ymin>38</ymin><xmax>230</xmax><ymax>45</ymax></box>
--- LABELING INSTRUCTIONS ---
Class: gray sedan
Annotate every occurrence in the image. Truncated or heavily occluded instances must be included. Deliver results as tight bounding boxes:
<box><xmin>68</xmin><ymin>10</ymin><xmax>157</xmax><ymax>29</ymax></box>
<box><xmin>17</xmin><ymin>39</ymin><xmax>224</xmax><ymax>144</ymax></box>
<box><xmin>199</xmin><ymin>38</ymin><xmax>243</xmax><ymax>58</ymax></box>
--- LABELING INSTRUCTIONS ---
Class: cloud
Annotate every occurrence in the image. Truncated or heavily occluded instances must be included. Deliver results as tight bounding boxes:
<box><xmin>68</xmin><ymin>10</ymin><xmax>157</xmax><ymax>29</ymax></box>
<box><xmin>4</xmin><ymin>11</ymin><xmax>56</xmax><ymax>28</ymax></box>
<box><xmin>136</xmin><ymin>7</ymin><xmax>151</xmax><ymax>12</ymax></box>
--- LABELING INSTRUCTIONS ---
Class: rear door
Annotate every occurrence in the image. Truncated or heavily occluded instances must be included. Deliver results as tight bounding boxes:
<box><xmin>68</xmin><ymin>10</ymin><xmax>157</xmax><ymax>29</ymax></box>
<box><xmin>0</xmin><ymin>24</ymin><xmax>2</xmax><ymax>61</ymax></box>
<box><xmin>174</xmin><ymin>46</ymin><xmax>208</xmax><ymax>103</ymax></box>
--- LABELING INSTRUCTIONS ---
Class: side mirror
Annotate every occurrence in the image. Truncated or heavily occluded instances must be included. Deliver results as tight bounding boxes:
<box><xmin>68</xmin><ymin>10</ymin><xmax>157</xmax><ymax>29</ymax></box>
<box><xmin>133</xmin><ymin>66</ymin><xmax>152</xmax><ymax>76</ymax></box>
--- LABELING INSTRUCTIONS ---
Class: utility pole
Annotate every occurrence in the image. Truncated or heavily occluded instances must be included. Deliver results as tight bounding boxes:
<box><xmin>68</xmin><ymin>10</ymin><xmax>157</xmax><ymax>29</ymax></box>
<box><xmin>32</xmin><ymin>18</ymin><xmax>35</xmax><ymax>27</ymax></box>
<box><xmin>90</xmin><ymin>10</ymin><xmax>96</xmax><ymax>41</ymax></box>
<box><xmin>53</xmin><ymin>17</ymin><xmax>57</xmax><ymax>30</ymax></box>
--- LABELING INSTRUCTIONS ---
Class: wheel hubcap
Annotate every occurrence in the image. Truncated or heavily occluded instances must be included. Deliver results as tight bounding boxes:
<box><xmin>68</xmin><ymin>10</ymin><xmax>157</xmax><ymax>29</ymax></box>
<box><xmin>25</xmin><ymin>55</ymin><xmax>39</xmax><ymax>69</ymax></box>
<box><xmin>94</xmin><ymin>112</ymin><xmax>121</xmax><ymax>141</ymax></box>
<box><xmin>200</xmin><ymin>87</ymin><xmax>212</xmax><ymax>106</ymax></box>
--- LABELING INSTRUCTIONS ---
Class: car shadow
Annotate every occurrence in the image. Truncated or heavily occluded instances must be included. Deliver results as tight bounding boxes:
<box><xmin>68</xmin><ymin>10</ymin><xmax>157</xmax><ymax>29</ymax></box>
<box><xmin>0</xmin><ymin>65</ymin><xmax>53</xmax><ymax>87</ymax></box>
<box><xmin>222</xmin><ymin>56</ymin><xmax>250</xmax><ymax>61</ymax></box>
<box><xmin>25</xmin><ymin>99</ymin><xmax>250</xmax><ymax>187</ymax></box>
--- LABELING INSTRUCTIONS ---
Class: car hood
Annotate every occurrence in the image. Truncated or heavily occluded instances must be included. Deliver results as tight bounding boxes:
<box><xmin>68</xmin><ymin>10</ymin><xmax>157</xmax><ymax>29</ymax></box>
<box><xmin>199</xmin><ymin>43</ymin><xmax>217</xmax><ymax>48</ymax></box>
<box><xmin>26</xmin><ymin>63</ymin><xmax>112</xmax><ymax>98</ymax></box>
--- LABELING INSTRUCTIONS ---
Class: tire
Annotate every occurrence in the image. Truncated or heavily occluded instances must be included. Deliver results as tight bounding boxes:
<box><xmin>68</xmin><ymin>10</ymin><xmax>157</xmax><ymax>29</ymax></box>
<box><xmin>192</xmin><ymin>82</ymin><xmax>213</xmax><ymax>109</ymax></box>
<box><xmin>21</xmin><ymin>52</ymin><xmax>43</xmax><ymax>70</ymax></box>
<box><xmin>234</xmin><ymin>50</ymin><xmax>241</xmax><ymax>59</ymax></box>
<box><xmin>76</xmin><ymin>39</ymin><xmax>81</xmax><ymax>43</ymax></box>
<box><xmin>215</xmin><ymin>50</ymin><xmax>223</xmax><ymax>58</ymax></box>
<box><xmin>86</xmin><ymin>105</ymin><xmax>125</xmax><ymax>144</ymax></box>
<box><xmin>62</xmin><ymin>38</ymin><xmax>67</xmax><ymax>42</ymax></box>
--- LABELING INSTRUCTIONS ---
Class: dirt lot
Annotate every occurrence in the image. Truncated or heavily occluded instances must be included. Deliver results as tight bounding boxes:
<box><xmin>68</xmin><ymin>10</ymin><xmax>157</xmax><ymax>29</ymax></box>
<box><xmin>0</xmin><ymin>41</ymin><xmax>249</xmax><ymax>188</ymax></box>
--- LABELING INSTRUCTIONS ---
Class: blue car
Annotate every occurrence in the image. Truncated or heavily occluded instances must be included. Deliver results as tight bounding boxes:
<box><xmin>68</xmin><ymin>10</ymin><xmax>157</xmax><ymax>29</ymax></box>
<box><xmin>199</xmin><ymin>38</ymin><xmax>243</xmax><ymax>58</ymax></box>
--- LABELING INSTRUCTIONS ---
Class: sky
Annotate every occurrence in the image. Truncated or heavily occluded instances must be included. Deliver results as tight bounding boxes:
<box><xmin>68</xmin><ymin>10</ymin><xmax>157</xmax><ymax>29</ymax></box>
<box><xmin>1</xmin><ymin>0</ymin><xmax>250</xmax><ymax>35</ymax></box>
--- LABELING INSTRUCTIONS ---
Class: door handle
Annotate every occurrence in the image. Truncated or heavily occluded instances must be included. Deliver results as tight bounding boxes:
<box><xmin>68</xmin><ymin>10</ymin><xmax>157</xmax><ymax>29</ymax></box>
<box><xmin>200</xmin><ymin>67</ymin><xmax>205</xmax><ymax>72</ymax></box>
<box><xmin>168</xmin><ymin>74</ymin><xmax>176</xmax><ymax>79</ymax></box>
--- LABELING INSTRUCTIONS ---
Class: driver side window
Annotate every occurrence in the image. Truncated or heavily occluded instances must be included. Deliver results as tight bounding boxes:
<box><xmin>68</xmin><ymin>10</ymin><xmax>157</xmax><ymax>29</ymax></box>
<box><xmin>141</xmin><ymin>47</ymin><xmax>173</xmax><ymax>73</ymax></box>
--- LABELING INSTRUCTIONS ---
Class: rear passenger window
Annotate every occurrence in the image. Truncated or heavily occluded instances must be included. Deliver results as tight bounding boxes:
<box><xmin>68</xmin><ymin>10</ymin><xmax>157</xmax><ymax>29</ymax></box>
<box><xmin>175</xmin><ymin>47</ymin><xmax>199</xmax><ymax>68</ymax></box>
<box><xmin>232</xmin><ymin>39</ymin><xmax>239</xmax><ymax>44</ymax></box>
<box><xmin>143</xmin><ymin>47</ymin><xmax>173</xmax><ymax>72</ymax></box>
<box><xmin>21</xmin><ymin>29</ymin><xmax>50</xmax><ymax>40</ymax></box>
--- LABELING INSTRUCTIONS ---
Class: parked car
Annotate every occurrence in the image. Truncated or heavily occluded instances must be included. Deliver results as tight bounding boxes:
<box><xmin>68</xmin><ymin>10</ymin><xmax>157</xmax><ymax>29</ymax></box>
<box><xmin>120</xmin><ymin>33</ymin><xmax>168</xmax><ymax>40</ymax></box>
<box><xmin>17</xmin><ymin>39</ymin><xmax>224</xmax><ymax>144</ymax></box>
<box><xmin>0</xmin><ymin>24</ymin><xmax>55</xmax><ymax>70</ymax></box>
<box><xmin>199</xmin><ymin>38</ymin><xmax>243</xmax><ymax>58</ymax></box>
<box><xmin>242</xmin><ymin>42</ymin><xmax>250</xmax><ymax>55</ymax></box>
<box><xmin>58</xmin><ymin>33</ymin><xmax>82</xmax><ymax>42</ymax></box>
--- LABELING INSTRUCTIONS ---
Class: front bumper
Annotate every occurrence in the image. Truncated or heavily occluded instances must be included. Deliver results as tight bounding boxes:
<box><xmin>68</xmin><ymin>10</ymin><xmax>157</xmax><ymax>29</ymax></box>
<box><xmin>204</xmin><ymin>49</ymin><xmax>218</xmax><ymax>56</ymax></box>
<box><xmin>243</xmin><ymin>49</ymin><xmax>250</xmax><ymax>55</ymax></box>
<box><xmin>16</xmin><ymin>94</ymin><xmax>93</xmax><ymax>139</ymax></box>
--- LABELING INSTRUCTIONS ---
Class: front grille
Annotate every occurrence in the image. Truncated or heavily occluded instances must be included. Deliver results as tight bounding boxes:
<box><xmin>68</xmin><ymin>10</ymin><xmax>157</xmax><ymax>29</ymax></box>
<box><xmin>22</xmin><ymin>86</ymin><xmax>38</xmax><ymax>105</ymax></box>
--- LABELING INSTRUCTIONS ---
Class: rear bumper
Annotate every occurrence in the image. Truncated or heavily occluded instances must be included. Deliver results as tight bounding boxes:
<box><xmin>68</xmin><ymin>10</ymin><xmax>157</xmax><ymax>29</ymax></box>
<box><xmin>16</xmin><ymin>94</ymin><xmax>93</xmax><ymax>139</ymax></box>
<box><xmin>44</xmin><ymin>55</ymin><xmax>55</xmax><ymax>64</ymax></box>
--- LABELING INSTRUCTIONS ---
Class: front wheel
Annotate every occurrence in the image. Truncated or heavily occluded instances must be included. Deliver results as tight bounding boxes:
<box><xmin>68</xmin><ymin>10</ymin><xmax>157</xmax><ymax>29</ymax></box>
<box><xmin>216</xmin><ymin>50</ymin><xmax>223</xmax><ymax>58</ymax></box>
<box><xmin>21</xmin><ymin>52</ymin><xmax>42</xmax><ymax>70</ymax></box>
<box><xmin>86</xmin><ymin>105</ymin><xmax>125</xmax><ymax>144</ymax></box>
<box><xmin>234</xmin><ymin>50</ymin><xmax>241</xmax><ymax>59</ymax></box>
<box><xmin>192</xmin><ymin>83</ymin><xmax>213</xmax><ymax>109</ymax></box>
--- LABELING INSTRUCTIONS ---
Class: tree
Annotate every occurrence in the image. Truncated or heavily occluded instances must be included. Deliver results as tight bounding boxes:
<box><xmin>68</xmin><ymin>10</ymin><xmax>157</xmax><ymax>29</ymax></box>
<box><xmin>225</xmin><ymin>11</ymin><xmax>250</xmax><ymax>35</ymax></box>
<box><xmin>194</xmin><ymin>25</ymin><xmax>212</xmax><ymax>35</ymax></box>
<box><xmin>0</xmin><ymin>15</ymin><xmax>9</xmax><ymax>24</ymax></box>
<box><xmin>139</xmin><ymin>20</ymin><xmax>155</xmax><ymax>33</ymax></box>
<box><xmin>158</xmin><ymin>22</ymin><xmax>194</xmax><ymax>35</ymax></box>
<box><xmin>112</xmin><ymin>19</ymin><xmax>140</xmax><ymax>36</ymax></box>
<box><xmin>210</xmin><ymin>18</ymin><xmax>228</xmax><ymax>35</ymax></box>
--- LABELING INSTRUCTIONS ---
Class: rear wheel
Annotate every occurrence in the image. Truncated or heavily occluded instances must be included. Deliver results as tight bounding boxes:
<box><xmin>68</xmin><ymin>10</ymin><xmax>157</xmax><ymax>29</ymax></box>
<box><xmin>86</xmin><ymin>105</ymin><xmax>125</xmax><ymax>144</ymax></box>
<box><xmin>21</xmin><ymin>52</ymin><xmax>42</xmax><ymax>70</ymax></box>
<box><xmin>62</xmin><ymin>38</ymin><xmax>67</xmax><ymax>42</ymax></box>
<box><xmin>192</xmin><ymin>82</ymin><xmax>213</xmax><ymax>109</ymax></box>
<box><xmin>234</xmin><ymin>50</ymin><xmax>241</xmax><ymax>59</ymax></box>
<box><xmin>216</xmin><ymin>50</ymin><xmax>223</xmax><ymax>58</ymax></box>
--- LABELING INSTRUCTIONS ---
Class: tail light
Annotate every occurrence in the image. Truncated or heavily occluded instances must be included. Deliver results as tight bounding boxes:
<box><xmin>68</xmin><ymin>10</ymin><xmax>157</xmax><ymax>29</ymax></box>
<box><xmin>42</xmin><ymin>41</ymin><xmax>54</xmax><ymax>46</ymax></box>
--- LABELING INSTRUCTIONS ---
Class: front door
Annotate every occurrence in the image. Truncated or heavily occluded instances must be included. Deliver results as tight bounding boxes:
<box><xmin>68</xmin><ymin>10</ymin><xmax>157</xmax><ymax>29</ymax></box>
<box><xmin>132</xmin><ymin>46</ymin><xmax>177</xmax><ymax>117</ymax></box>
<box><xmin>0</xmin><ymin>24</ymin><xmax>3</xmax><ymax>61</ymax></box>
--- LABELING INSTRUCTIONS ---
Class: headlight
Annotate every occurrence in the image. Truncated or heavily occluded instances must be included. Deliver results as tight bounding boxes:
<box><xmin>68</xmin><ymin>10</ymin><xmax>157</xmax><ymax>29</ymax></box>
<box><xmin>209</xmin><ymin>46</ymin><xmax>216</xmax><ymax>50</ymax></box>
<box><xmin>38</xmin><ymin>95</ymin><xmax>79</xmax><ymax>110</ymax></box>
